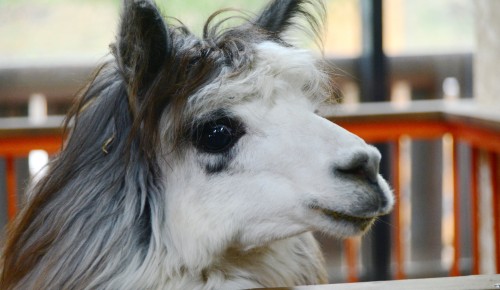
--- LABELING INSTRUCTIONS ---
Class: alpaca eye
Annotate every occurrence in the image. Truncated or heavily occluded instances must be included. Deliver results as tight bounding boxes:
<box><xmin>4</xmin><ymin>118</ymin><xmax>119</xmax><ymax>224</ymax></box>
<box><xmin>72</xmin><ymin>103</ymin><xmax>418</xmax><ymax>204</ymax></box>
<box><xmin>202</xmin><ymin>124</ymin><xmax>234</xmax><ymax>153</ymax></box>
<box><xmin>193</xmin><ymin>117</ymin><xmax>243</xmax><ymax>154</ymax></box>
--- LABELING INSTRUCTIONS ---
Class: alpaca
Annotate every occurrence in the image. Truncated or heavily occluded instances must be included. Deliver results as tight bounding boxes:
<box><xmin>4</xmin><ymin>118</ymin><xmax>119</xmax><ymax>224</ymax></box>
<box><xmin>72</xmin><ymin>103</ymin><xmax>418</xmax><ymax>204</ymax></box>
<box><xmin>1</xmin><ymin>0</ymin><xmax>394</xmax><ymax>289</ymax></box>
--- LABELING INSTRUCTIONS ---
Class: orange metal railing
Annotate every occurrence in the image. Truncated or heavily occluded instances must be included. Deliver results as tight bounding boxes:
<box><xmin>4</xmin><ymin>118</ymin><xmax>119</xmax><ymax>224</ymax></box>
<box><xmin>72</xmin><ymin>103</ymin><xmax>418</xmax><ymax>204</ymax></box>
<box><xmin>0</xmin><ymin>116</ymin><xmax>64</xmax><ymax>219</ymax></box>
<box><xmin>331</xmin><ymin>99</ymin><xmax>500</xmax><ymax>280</ymax></box>
<box><xmin>1</xmin><ymin>100</ymin><xmax>499</xmax><ymax>280</ymax></box>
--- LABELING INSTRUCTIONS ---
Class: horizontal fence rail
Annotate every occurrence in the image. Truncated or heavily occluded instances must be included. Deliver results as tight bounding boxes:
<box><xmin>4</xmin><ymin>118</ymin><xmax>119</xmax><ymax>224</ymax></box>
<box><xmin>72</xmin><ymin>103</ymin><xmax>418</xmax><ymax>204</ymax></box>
<box><xmin>0</xmin><ymin>99</ymin><xmax>499</xmax><ymax>282</ymax></box>
<box><xmin>0</xmin><ymin>116</ymin><xmax>64</xmax><ymax>219</ymax></box>
<box><xmin>329</xmin><ymin>99</ymin><xmax>500</xmax><ymax>280</ymax></box>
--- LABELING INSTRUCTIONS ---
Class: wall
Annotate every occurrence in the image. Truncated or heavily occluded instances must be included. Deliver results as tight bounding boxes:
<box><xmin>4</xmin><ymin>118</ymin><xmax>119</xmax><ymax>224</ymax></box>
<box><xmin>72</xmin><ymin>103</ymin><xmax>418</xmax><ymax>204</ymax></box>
<box><xmin>474</xmin><ymin>0</ymin><xmax>500</xmax><ymax>106</ymax></box>
<box><xmin>474</xmin><ymin>0</ymin><xmax>500</xmax><ymax>274</ymax></box>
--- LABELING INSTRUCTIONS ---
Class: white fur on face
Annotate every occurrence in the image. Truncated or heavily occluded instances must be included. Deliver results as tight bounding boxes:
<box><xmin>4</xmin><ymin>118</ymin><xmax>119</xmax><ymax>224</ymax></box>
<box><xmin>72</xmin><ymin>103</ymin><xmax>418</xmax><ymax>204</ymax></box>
<box><xmin>157</xmin><ymin>41</ymin><xmax>394</xmax><ymax>281</ymax></box>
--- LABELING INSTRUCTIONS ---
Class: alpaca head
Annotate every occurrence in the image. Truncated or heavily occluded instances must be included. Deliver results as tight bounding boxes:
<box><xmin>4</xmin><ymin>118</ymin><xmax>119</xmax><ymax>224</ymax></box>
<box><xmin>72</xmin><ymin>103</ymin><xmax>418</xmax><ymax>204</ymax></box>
<box><xmin>0</xmin><ymin>1</ymin><xmax>394</xmax><ymax>288</ymax></box>
<box><xmin>110</xmin><ymin>0</ymin><xmax>394</xmax><ymax>267</ymax></box>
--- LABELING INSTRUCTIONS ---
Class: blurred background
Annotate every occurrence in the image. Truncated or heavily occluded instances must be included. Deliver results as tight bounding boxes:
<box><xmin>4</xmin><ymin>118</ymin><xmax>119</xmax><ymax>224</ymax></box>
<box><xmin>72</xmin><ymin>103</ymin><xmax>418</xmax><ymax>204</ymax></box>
<box><xmin>0</xmin><ymin>0</ymin><xmax>474</xmax><ymax>62</ymax></box>
<box><xmin>0</xmin><ymin>0</ymin><xmax>476</xmax><ymax>115</ymax></box>
<box><xmin>1</xmin><ymin>0</ymin><xmax>499</xmax><ymax>285</ymax></box>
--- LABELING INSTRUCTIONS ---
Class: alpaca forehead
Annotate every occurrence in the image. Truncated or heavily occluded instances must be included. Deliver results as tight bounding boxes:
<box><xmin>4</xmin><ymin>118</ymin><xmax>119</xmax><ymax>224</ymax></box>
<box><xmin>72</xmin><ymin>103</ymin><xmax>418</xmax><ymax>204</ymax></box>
<box><xmin>253</xmin><ymin>42</ymin><xmax>321</xmax><ymax>77</ymax></box>
<box><xmin>186</xmin><ymin>41</ymin><xmax>327</xmax><ymax>116</ymax></box>
<box><xmin>228</xmin><ymin>41</ymin><xmax>325</xmax><ymax>97</ymax></box>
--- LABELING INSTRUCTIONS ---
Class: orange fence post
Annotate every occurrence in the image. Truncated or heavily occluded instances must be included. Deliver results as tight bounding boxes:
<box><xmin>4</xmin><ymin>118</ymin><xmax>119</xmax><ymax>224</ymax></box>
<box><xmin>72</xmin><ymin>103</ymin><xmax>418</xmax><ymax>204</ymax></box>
<box><xmin>343</xmin><ymin>238</ymin><xmax>358</xmax><ymax>282</ymax></box>
<box><xmin>392</xmin><ymin>139</ymin><xmax>405</xmax><ymax>279</ymax></box>
<box><xmin>489</xmin><ymin>152</ymin><xmax>499</xmax><ymax>273</ymax></box>
<box><xmin>450</xmin><ymin>137</ymin><xmax>461</xmax><ymax>276</ymax></box>
<box><xmin>5</xmin><ymin>156</ymin><xmax>17</xmax><ymax>220</ymax></box>
<box><xmin>470</xmin><ymin>147</ymin><xmax>480</xmax><ymax>275</ymax></box>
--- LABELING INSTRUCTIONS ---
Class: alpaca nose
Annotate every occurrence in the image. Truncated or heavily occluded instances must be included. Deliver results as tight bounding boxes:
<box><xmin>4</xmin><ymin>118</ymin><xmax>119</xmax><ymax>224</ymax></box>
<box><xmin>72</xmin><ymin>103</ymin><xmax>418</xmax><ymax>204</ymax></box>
<box><xmin>334</xmin><ymin>149</ymin><xmax>380</xmax><ymax>184</ymax></box>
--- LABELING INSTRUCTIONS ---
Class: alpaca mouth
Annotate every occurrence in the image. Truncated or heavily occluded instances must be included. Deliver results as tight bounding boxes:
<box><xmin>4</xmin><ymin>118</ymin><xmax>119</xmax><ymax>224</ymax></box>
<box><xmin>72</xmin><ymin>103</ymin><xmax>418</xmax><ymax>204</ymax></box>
<box><xmin>321</xmin><ymin>208</ymin><xmax>375</xmax><ymax>229</ymax></box>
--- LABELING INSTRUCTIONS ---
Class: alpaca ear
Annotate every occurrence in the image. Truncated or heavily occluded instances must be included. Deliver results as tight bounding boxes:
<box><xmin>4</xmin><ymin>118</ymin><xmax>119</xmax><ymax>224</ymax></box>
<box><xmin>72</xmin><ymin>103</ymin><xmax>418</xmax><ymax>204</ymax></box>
<box><xmin>115</xmin><ymin>0</ymin><xmax>170</xmax><ymax>95</ymax></box>
<box><xmin>254</xmin><ymin>0</ymin><xmax>308</xmax><ymax>35</ymax></box>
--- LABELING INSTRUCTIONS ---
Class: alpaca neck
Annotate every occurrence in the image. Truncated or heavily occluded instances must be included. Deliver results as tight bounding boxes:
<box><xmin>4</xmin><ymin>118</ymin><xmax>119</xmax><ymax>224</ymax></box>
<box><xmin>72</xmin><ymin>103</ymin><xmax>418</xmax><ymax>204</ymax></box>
<box><xmin>160</xmin><ymin>233</ymin><xmax>327</xmax><ymax>288</ymax></box>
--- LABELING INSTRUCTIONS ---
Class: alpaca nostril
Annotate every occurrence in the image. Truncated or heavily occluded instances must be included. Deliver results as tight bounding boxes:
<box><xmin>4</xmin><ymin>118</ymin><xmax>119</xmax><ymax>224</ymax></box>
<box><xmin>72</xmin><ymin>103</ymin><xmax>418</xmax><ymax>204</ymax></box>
<box><xmin>335</xmin><ymin>151</ymin><xmax>378</xmax><ymax>183</ymax></box>
<box><xmin>336</xmin><ymin>162</ymin><xmax>370</xmax><ymax>182</ymax></box>
<box><xmin>337</xmin><ymin>164</ymin><xmax>368</xmax><ymax>178</ymax></box>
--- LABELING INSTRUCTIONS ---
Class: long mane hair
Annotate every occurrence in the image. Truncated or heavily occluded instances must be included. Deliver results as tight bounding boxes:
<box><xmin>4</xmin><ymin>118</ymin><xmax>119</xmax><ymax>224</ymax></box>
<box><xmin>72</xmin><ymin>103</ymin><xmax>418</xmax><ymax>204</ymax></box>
<box><xmin>1</xmin><ymin>0</ymin><xmax>325</xmax><ymax>288</ymax></box>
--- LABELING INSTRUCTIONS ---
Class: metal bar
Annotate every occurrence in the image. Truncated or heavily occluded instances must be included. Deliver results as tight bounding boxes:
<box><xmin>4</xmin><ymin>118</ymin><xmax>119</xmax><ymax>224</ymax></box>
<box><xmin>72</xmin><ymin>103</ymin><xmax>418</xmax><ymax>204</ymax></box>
<box><xmin>489</xmin><ymin>152</ymin><xmax>500</xmax><ymax>273</ymax></box>
<box><xmin>358</xmin><ymin>1</ymin><xmax>391</xmax><ymax>278</ymax></box>
<box><xmin>359</xmin><ymin>0</ymin><xmax>387</xmax><ymax>103</ymax></box>
<box><xmin>450</xmin><ymin>137</ymin><xmax>461</xmax><ymax>276</ymax></box>
<box><xmin>334</xmin><ymin>120</ymin><xmax>450</xmax><ymax>143</ymax></box>
<box><xmin>0</xmin><ymin>135</ymin><xmax>62</xmax><ymax>156</ymax></box>
<box><xmin>453</xmin><ymin>124</ymin><xmax>500</xmax><ymax>154</ymax></box>
<box><xmin>338</xmin><ymin>119</ymin><xmax>500</xmax><ymax>149</ymax></box>
<box><xmin>470</xmin><ymin>147</ymin><xmax>480</xmax><ymax>274</ymax></box>
<box><xmin>343</xmin><ymin>238</ymin><xmax>358</xmax><ymax>282</ymax></box>
<box><xmin>6</xmin><ymin>156</ymin><xmax>17</xmax><ymax>220</ymax></box>
<box><xmin>392</xmin><ymin>139</ymin><xmax>405</xmax><ymax>279</ymax></box>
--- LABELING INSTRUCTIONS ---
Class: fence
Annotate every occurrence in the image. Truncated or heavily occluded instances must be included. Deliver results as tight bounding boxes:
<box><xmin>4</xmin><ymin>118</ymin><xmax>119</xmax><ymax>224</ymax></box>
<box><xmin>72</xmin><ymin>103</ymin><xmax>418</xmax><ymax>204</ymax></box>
<box><xmin>331</xmin><ymin>99</ymin><xmax>500</xmax><ymax>281</ymax></box>
<box><xmin>0</xmin><ymin>98</ymin><xmax>498</xmax><ymax>283</ymax></box>
<box><xmin>1</xmin><ymin>52</ymin><xmax>496</xmax><ymax>282</ymax></box>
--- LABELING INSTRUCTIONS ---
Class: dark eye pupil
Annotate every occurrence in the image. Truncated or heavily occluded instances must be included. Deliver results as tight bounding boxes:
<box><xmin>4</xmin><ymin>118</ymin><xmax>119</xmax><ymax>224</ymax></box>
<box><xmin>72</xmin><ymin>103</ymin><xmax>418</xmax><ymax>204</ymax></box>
<box><xmin>192</xmin><ymin>115</ymin><xmax>245</xmax><ymax>154</ymax></box>
<box><xmin>202</xmin><ymin>124</ymin><xmax>233</xmax><ymax>152</ymax></box>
